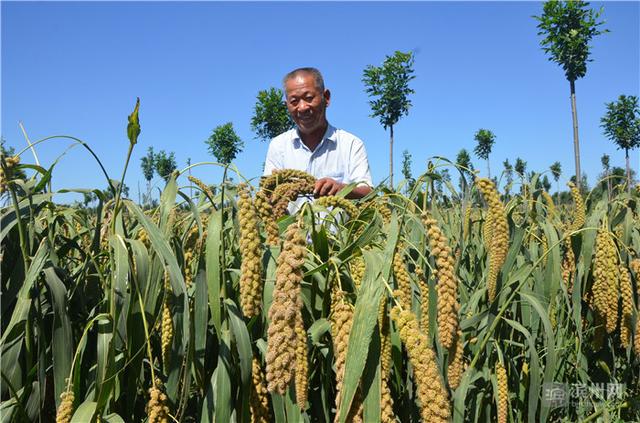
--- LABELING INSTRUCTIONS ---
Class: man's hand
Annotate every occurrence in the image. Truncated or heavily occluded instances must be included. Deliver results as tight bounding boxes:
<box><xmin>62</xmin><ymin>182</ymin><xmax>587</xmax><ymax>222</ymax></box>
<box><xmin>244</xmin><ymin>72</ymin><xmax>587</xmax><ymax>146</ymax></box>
<box><xmin>314</xmin><ymin>178</ymin><xmax>344</xmax><ymax>197</ymax></box>
<box><xmin>314</xmin><ymin>178</ymin><xmax>373</xmax><ymax>199</ymax></box>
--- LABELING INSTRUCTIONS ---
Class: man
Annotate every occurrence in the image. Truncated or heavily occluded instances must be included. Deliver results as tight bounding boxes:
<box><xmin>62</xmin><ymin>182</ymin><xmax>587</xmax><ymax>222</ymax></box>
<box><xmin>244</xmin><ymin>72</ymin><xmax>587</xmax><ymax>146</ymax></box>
<box><xmin>264</xmin><ymin>67</ymin><xmax>373</xmax><ymax>199</ymax></box>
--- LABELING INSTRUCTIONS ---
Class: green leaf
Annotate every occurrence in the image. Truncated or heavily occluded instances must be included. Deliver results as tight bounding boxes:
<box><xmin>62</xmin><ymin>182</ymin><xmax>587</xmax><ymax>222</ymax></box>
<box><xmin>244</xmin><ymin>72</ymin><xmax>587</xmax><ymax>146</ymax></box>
<box><xmin>42</xmin><ymin>268</ymin><xmax>73</xmax><ymax>407</ymax></box>
<box><xmin>70</xmin><ymin>400</ymin><xmax>97</xmax><ymax>423</ymax></box>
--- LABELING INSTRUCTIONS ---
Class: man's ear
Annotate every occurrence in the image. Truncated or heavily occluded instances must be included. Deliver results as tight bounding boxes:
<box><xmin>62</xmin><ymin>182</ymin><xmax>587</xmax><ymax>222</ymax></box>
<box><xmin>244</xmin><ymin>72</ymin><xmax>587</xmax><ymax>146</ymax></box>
<box><xmin>323</xmin><ymin>89</ymin><xmax>331</xmax><ymax>107</ymax></box>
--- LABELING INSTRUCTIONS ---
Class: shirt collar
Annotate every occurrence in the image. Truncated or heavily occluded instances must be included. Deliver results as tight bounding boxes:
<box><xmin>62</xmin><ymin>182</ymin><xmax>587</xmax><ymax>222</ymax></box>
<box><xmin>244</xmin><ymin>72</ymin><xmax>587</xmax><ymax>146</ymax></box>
<box><xmin>293</xmin><ymin>124</ymin><xmax>337</xmax><ymax>150</ymax></box>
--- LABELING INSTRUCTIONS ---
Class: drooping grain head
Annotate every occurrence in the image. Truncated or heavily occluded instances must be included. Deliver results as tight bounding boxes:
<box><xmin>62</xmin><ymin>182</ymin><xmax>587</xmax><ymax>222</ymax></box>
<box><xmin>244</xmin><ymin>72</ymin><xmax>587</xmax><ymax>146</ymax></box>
<box><xmin>390</xmin><ymin>305</ymin><xmax>450</xmax><ymax>423</ymax></box>
<box><xmin>421</xmin><ymin>212</ymin><xmax>459</xmax><ymax>349</ymax></box>
<box><xmin>496</xmin><ymin>362</ymin><xmax>508</xmax><ymax>423</ymax></box>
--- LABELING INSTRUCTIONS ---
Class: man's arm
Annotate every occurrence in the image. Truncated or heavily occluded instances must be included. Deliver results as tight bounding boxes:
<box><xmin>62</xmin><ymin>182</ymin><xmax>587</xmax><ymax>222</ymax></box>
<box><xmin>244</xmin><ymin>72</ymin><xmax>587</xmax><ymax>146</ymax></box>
<box><xmin>263</xmin><ymin>138</ymin><xmax>283</xmax><ymax>176</ymax></box>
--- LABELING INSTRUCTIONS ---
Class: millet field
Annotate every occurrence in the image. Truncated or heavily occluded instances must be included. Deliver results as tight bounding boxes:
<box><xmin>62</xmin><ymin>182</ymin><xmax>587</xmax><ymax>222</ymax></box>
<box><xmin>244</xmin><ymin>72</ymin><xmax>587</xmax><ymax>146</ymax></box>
<box><xmin>1</xmin><ymin>100</ymin><xmax>640</xmax><ymax>423</ymax></box>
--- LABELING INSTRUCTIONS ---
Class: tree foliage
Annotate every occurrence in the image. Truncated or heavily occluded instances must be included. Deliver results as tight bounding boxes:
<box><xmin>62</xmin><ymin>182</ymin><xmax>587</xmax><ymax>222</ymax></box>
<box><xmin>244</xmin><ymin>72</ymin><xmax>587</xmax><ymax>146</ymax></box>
<box><xmin>550</xmin><ymin>161</ymin><xmax>562</xmax><ymax>182</ymax></box>
<box><xmin>141</xmin><ymin>146</ymin><xmax>155</xmax><ymax>182</ymax></box>
<box><xmin>401</xmin><ymin>149</ymin><xmax>414</xmax><ymax>193</ymax></box>
<box><xmin>362</xmin><ymin>51</ymin><xmax>415</xmax><ymax>130</ymax></box>
<box><xmin>206</xmin><ymin>122</ymin><xmax>244</xmax><ymax>165</ymax></box>
<box><xmin>601</xmin><ymin>95</ymin><xmax>640</xmax><ymax>157</ymax></box>
<box><xmin>534</xmin><ymin>0</ymin><xmax>607</xmax><ymax>83</ymax></box>
<box><xmin>250</xmin><ymin>87</ymin><xmax>294</xmax><ymax>142</ymax></box>
<box><xmin>515</xmin><ymin>158</ymin><xmax>527</xmax><ymax>177</ymax></box>
<box><xmin>154</xmin><ymin>150</ymin><xmax>177</xmax><ymax>182</ymax></box>
<box><xmin>473</xmin><ymin>129</ymin><xmax>496</xmax><ymax>161</ymax></box>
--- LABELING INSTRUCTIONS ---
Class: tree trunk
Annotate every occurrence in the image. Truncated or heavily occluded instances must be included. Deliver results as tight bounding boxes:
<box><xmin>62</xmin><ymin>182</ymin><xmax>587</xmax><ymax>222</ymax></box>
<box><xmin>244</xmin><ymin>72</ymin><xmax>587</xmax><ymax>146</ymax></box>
<box><xmin>389</xmin><ymin>125</ymin><xmax>394</xmax><ymax>188</ymax></box>
<box><xmin>569</xmin><ymin>80</ymin><xmax>581</xmax><ymax>190</ymax></box>
<box><xmin>487</xmin><ymin>158</ymin><xmax>491</xmax><ymax>179</ymax></box>
<box><xmin>626</xmin><ymin>148</ymin><xmax>631</xmax><ymax>193</ymax></box>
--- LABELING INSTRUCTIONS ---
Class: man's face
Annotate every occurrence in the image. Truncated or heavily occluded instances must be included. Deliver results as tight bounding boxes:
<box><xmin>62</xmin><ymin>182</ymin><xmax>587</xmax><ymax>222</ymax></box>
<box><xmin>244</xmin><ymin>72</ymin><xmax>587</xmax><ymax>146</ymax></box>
<box><xmin>285</xmin><ymin>73</ymin><xmax>330</xmax><ymax>136</ymax></box>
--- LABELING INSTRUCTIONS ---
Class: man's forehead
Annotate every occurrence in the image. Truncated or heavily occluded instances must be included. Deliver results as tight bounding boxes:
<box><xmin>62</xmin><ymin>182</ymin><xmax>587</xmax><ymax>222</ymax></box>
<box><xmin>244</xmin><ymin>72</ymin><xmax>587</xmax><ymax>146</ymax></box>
<box><xmin>286</xmin><ymin>74</ymin><xmax>318</xmax><ymax>91</ymax></box>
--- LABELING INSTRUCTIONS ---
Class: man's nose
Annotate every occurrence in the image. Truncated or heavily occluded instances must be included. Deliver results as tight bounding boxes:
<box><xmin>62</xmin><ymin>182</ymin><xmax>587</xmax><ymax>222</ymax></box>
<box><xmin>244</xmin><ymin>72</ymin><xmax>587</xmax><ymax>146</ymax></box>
<box><xmin>297</xmin><ymin>101</ymin><xmax>310</xmax><ymax>113</ymax></box>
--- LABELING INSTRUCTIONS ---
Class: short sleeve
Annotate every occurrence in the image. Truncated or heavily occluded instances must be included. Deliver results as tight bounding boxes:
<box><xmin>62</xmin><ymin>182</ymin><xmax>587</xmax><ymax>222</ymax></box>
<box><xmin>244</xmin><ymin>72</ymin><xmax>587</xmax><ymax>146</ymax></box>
<box><xmin>348</xmin><ymin>138</ymin><xmax>373</xmax><ymax>187</ymax></box>
<box><xmin>263</xmin><ymin>138</ymin><xmax>282</xmax><ymax>176</ymax></box>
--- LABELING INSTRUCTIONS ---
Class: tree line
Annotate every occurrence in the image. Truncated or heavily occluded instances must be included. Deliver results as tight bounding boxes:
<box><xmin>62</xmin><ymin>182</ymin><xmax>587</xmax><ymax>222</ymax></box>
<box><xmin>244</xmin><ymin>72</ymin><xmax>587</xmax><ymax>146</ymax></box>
<box><xmin>137</xmin><ymin>0</ymin><xmax>639</xmax><ymax>205</ymax></box>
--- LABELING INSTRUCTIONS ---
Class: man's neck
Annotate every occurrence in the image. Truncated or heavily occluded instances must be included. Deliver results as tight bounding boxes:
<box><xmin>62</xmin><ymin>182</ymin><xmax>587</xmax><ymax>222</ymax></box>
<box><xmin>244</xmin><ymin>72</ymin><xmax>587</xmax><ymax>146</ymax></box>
<box><xmin>299</xmin><ymin>122</ymin><xmax>328</xmax><ymax>152</ymax></box>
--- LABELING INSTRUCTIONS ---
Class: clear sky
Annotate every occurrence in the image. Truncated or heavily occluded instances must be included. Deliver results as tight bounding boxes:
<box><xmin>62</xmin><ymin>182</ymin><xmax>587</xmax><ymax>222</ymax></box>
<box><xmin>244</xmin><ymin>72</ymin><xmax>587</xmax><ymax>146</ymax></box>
<box><xmin>2</xmin><ymin>1</ymin><xmax>639</xmax><ymax>202</ymax></box>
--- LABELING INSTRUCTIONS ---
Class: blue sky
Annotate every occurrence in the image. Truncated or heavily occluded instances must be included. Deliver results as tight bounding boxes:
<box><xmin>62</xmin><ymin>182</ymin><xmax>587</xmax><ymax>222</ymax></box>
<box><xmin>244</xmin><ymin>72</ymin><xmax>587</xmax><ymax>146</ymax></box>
<box><xmin>2</xmin><ymin>1</ymin><xmax>639</xmax><ymax>202</ymax></box>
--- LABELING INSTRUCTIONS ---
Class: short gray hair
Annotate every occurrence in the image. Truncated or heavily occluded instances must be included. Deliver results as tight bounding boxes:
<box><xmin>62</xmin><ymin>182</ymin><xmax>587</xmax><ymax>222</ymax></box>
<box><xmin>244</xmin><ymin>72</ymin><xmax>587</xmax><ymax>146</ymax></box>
<box><xmin>282</xmin><ymin>67</ymin><xmax>325</xmax><ymax>93</ymax></box>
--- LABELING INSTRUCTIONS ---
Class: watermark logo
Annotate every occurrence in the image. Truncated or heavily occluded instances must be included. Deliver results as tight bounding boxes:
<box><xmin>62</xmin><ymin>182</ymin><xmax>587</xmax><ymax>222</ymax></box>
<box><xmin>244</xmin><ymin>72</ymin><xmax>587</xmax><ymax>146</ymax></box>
<box><xmin>542</xmin><ymin>383</ymin><xmax>626</xmax><ymax>409</ymax></box>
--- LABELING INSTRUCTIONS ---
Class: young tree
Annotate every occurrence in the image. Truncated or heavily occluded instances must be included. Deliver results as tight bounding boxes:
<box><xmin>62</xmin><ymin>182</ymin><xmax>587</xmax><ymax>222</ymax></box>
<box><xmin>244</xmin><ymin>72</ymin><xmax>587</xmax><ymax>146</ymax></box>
<box><xmin>140</xmin><ymin>146</ymin><xmax>155</xmax><ymax>206</ymax></box>
<box><xmin>206</xmin><ymin>122</ymin><xmax>244</xmax><ymax>165</ymax></box>
<box><xmin>362</xmin><ymin>51</ymin><xmax>416</xmax><ymax>188</ymax></box>
<box><xmin>401</xmin><ymin>149</ymin><xmax>414</xmax><ymax>193</ymax></box>
<box><xmin>542</xmin><ymin>174</ymin><xmax>552</xmax><ymax>192</ymax></box>
<box><xmin>535</xmin><ymin>0</ymin><xmax>607</xmax><ymax>189</ymax></box>
<box><xmin>154</xmin><ymin>150</ymin><xmax>177</xmax><ymax>182</ymax></box>
<box><xmin>600</xmin><ymin>153</ymin><xmax>611</xmax><ymax>198</ymax></box>
<box><xmin>550</xmin><ymin>161</ymin><xmax>562</xmax><ymax>194</ymax></box>
<box><xmin>503</xmin><ymin>159</ymin><xmax>514</xmax><ymax>196</ymax></box>
<box><xmin>515</xmin><ymin>157</ymin><xmax>527</xmax><ymax>178</ymax></box>
<box><xmin>600</xmin><ymin>95</ymin><xmax>640</xmax><ymax>190</ymax></box>
<box><xmin>250</xmin><ymin>87</ymin><xmax>294</xmax><ymax>142</ymax></box>
<box><xmin>473</xmin><ymin>129</ymin><xmax>496</xmax><ymax>178</ymax></box>
<box><xmin>456</xmin><ymin>149</ymin><xmax>474</xmax><ymax>193</ymax></box>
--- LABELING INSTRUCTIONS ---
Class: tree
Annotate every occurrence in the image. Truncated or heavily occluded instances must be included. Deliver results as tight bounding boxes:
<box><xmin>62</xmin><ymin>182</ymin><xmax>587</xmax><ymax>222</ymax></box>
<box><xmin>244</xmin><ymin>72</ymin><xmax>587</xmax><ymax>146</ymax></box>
<box><xmin>600</xmin><ymin>153</ymin><xmax>611</xmax><ymax>198</ymax></box>
<box><xmin>473</xmin><ymin>129</ymin><xmax>496</xmax><ymax>178</ymax></box>
<box><xmin>154</xmin><ymin>150</ymin><xmax>177</xmax><ymax>182</ymax></box>
<box><xmin>140</xmin><ymin>146</ymin><xmax>155</xmax><ymax>206</ymax></box>
<box><xmin>600</xmin><ymin>95</ymin><xmax>640</xmax><ymax>190</ymax></box>
<box><xmin>515</xmin><ymin>158</ymin><xmax>527</xmax><ymax>177</ymax></box>
<box><xmin>456</xmin><ymin>149</ymin><xmax>474</xmax><ymax>193</ymax></box>
<box><xmin>503</xmin><ymin>159</ymin><xmax>514</xmax><ymax>196</ymax></box>
<box><xmin>401</xmin><ymin>149</ymin><xmax>414</xmax><ymax>193</ymax></box>
<box><xmin>535</xmin><ymin>1</ymin><xmax>607</xmax><ymax>189</ymax></box>
<box><xmin>250</xmin><ymin>87</ymin><xmax>294</xmax><ymax>142</ymax></box>
<box><xmin>362</xmin><ymin>51</ymin><xmax>416</xmax><ymax>188</ymax></box>
<box><xmin>542</xmin><ymin>174</ymin><xmax>552</xmax><ymax>192</ymax></box>
<box><xmin>550</xmin><ymin>161</ymin><xmax>562</xmax><ymax>194</ymax></box>
<box><xmin>206</xmin><ymin>122</ymin><xmax>244</xmax><ymax>165</ymax></box>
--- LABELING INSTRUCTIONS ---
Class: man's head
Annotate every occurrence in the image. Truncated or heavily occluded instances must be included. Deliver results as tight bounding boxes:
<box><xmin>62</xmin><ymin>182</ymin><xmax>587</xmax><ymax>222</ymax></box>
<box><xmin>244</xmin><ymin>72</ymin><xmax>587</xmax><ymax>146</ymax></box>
<box><xmin>283</xmin><ymin>67</ymin><xmax>331</xmax><ymax>137</ymax></box>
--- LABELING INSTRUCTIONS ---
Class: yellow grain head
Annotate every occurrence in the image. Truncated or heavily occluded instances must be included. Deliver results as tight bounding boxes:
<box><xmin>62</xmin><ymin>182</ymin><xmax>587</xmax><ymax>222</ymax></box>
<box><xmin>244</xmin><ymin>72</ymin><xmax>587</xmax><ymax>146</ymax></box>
<box><xmin>476</xmin><ymin>178</ymin><xmax>509</xmax><ymax>302</ymax></box>
<box><xmin>188</xmin><ymin>175</ymin><xmax>215</xmax><ymax>200</ymax></box>
<box><xmin>316</xmin><ymin>195</ymin><xmax>359</xmax><ymax>219</ymax></box>
<box><xmin>416</xmin><ymin>268</ymin><xmax>430</xmax><ymax>335</ymax></box>
<box><xmin>619</xmin><ymin>265</ymin><xmax>634</xmax><ymax>348</ymax></box>
<box><xmin>350</xmin><ymin>255</ymin><xmax>365</xmax><ymax>290</ymax></box>
<box><xmin>147</xmin><ymin>380</ymin><xmax>170</xmax><ymax>423</ymax></box>
<box><xmin>422</xmin><ymin>212</ymin><xmax>459</xmax><ymax>349</ymax></box>
<box><xmin>255</xmin><ymin>190</ymin><xmax>280</xmax><ymax>246</ymax></box>
<box><xmin>482</xmin><ymin>209</ymin><xmax>494</xmax><ymax>251</ymax></box>
<box><xmin>496</xmin><ymin>362</ymin><xmax>508</xmax><ymax>423</ymax></box>
<box><xmin>238</xmin><ymin>184</ymin><xmax>264</xmax><ymax>318</ymax></box>
<box><xmin>250</xmin><ymin>357</ymin><xmax>271</xmax><ymax>423</ymax></box>
<box><xmin>330</xmin><ymin>292</ymin><xmax>362</xmax><ymax>422</ymax></box>
<box><xmin>447</xmin><ymin>330</ymin><xmax>465</xmax><ymax>390</ymax></box>
<box><xmin>567</xmin><ymin>181</ymin><xmax>585</xmax><ymax>232</ymax></box>
<box><xmin>393</xmin><ymin>246</ymin><xmax>413</xmax><ymax>310</ymax></box>
<box><xmin>561</xmin><ymin>239</ymin><xmax>576</xmax><ymax>294</ymax></box>
<box><xmin>390</xmin><ymin>306</ymin><xmax>450</xmax><ymax>423</ymax></box>
<box><xmin>56</xmin><ymin>386</ymin><xmax>74</xmax><ymax>423</ymax></box>
<box><xmin>591</xmin><ymin>228</ymin><xmax>619</xmax><ymax>334</ymax></box>
<box><xmin>463</xmin><ymin>205</ymin><xmax>472</xmax><ymax>241</ymax></box>
<box><xmin>294</xmin><ymin>312</ymin><xmax>309</xmax><ymax>409</ymax></box>
<box><xmin>0</xmin><ymin>155</ymin><xmax>20</xmax><ymax>194</ymax></box>
<box><xmin>161</xmin><ymin>272</ymin><xmax>173</xmax><ymax>371</ymax></box>
<box><xmin>542</xmin><ymin>190</ymin><xmax>556</xmax><ymax>218</ymax></box>
<box><xmin>266</xmin><ymin>223</ymin><xmax>306</xmax><ymax>395</ymax></box>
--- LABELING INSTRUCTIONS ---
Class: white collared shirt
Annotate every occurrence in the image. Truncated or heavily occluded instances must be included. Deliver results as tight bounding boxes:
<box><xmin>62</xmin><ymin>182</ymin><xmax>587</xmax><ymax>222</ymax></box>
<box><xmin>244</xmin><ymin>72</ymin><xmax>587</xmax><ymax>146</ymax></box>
<box><xmin>263</xmin><ymin>124</ymin><xmax>373</xmax><ymax>187</ymax></box>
